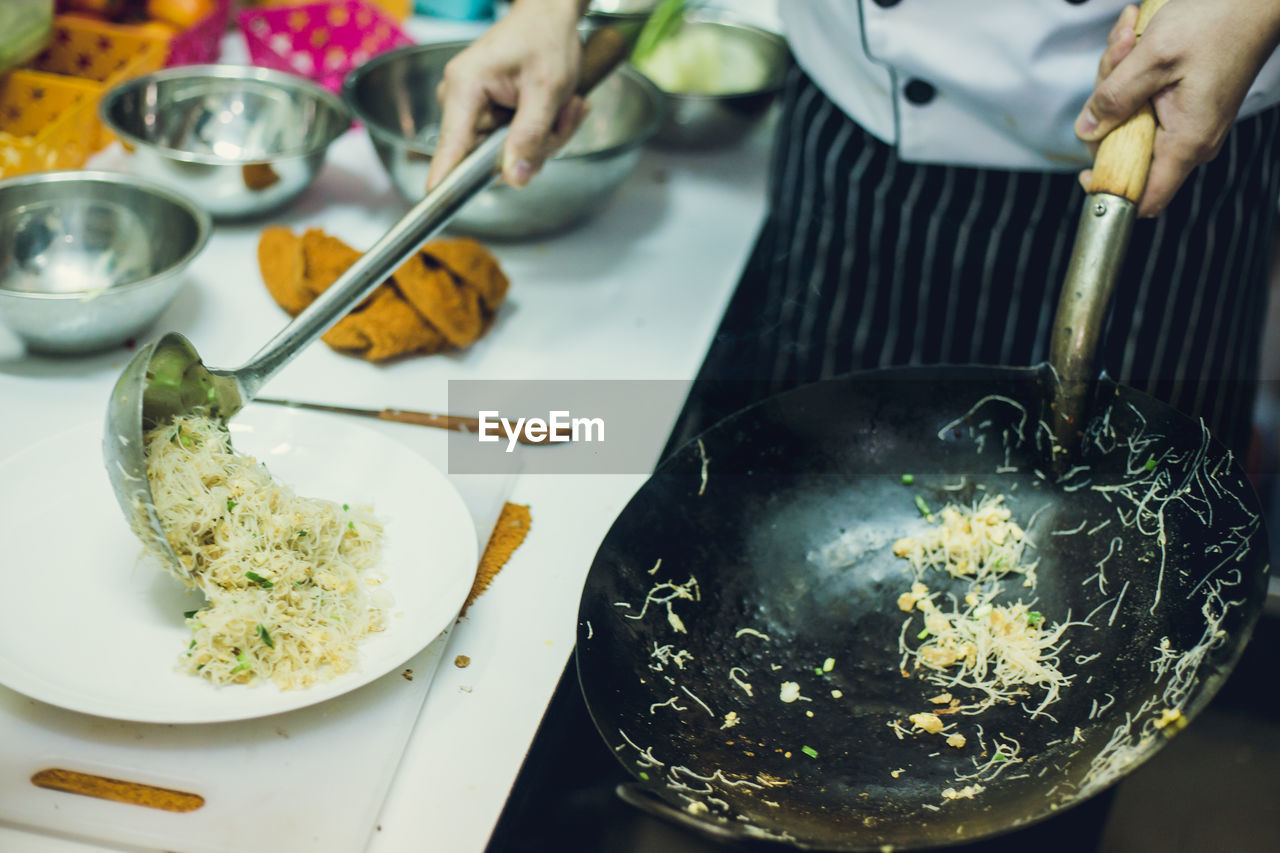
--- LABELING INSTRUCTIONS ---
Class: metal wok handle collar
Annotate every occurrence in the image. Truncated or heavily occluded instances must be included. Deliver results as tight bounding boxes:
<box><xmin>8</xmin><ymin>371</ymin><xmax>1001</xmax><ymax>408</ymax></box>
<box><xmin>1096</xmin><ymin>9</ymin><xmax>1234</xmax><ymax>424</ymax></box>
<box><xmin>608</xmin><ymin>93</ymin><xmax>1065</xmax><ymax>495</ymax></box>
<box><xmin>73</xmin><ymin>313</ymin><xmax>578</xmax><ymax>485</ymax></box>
<box><xmin>1049</xmin><ymin>0</ymin><xmax>1168</xmax><ymax>457</ymax></box>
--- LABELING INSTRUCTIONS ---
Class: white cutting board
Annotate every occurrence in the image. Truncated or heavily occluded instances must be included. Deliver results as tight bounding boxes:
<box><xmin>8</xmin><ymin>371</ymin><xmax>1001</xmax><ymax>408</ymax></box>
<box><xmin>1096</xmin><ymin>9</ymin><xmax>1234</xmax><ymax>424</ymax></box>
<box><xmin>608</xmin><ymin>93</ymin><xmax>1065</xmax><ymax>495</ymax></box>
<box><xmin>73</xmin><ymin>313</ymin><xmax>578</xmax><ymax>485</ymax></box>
<box><xmin>0</xmin><ymin>419</ymin><xmax>515</xmax><ymax>853</ymax></box>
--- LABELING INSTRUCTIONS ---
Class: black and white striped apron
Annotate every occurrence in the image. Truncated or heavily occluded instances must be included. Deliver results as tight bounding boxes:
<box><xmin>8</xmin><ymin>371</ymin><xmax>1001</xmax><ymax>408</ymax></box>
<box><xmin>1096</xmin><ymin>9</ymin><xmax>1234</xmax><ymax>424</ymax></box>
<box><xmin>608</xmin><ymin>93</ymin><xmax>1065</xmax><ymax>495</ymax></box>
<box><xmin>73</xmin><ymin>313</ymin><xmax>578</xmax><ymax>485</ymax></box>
<box><xmin>672</xmin><ymin>66</ymin><xmax>1280</xmax><ymax>459</ymax></box>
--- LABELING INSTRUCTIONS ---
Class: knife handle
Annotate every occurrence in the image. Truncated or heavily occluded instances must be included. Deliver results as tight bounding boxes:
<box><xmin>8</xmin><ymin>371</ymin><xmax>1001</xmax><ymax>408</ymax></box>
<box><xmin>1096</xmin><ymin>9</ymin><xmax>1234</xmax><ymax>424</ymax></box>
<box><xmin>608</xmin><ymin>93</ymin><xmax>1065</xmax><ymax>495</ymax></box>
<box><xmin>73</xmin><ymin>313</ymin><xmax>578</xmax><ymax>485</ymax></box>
<box><xmin>378</xmin><ymin>409</ymin><xmax>568</xmax><ymax>445</ymax></box>
<box><xmin>380</xmin><ymin>409</ymin><xmax>482</xmax><ymax>433</ymax></box>
<box><xmin>1087</xmin><ymin>0</ymin><xmax>1169</xmax><ymax>202</ymax></box>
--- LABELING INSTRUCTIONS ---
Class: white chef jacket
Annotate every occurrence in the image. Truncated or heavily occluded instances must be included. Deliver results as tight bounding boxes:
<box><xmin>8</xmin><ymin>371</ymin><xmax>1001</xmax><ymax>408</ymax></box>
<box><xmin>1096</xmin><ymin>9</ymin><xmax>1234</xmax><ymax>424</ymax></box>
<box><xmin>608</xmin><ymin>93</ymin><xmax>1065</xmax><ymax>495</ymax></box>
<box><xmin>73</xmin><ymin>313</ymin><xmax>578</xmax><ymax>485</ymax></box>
<box><xmin>779</xmin><ymin>0</ymin><xmax>1280</xmax><ymax>171</ymax></box>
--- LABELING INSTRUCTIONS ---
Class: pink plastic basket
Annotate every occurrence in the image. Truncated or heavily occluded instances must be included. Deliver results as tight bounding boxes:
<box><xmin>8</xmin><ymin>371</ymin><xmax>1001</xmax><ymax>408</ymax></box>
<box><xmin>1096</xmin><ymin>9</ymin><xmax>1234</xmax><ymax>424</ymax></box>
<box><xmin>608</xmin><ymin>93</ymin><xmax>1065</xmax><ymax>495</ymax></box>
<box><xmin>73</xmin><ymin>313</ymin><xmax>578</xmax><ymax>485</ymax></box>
<box><xmin>238</xmin><ymin>0</ymin><xmax>413</xmax><ymax>93</ymax></box>
<box><xmin>166</xmin><ymin>0</ymin><xmax>233</xmax><ymax>66</ymax></box>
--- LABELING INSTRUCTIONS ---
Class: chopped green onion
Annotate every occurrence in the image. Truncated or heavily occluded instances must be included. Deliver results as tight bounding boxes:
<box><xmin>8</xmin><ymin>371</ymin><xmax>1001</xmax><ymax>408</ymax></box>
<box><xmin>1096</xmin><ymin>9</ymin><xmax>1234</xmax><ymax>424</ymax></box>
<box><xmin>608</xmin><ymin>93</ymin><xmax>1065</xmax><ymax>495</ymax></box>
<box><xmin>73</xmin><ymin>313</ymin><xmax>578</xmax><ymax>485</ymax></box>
<box><xmin>297</xmin><ymin>530</ymin><xmax>308</xmax><ymax>538</ymax></box>
<box><xmin>822</xmin><ymin>657</ymin><xmax>835</xmax><ymax>672</ymax></box>
<box><xmin>814</xmin><ymin>667</ymin><xmax>823</xmax><ymax>676</ymax></box>
<box><xmin>188</xmin><ymin>639</ymin><xmax>196</xmax><ymax>650</ymax></box>
<box><xmin>1144</xmin><ymin>456</ymin><xmax>1157</xmax><ymax>471</ymax></box>
<box><xmin>342</xmin><ymin>503</ymin><xmax>349</xmax><ymax>511</ymax></box>
<box><xmin>801</xmin><ymin>745</ymin><xmax>818</xmax><ymax>759</ymax></box>
<box><xmin>901</xmin><ymin>474</ymin><xmax>914</xmax><ymax>485</ymax></box>
<box><xmin>991</xmin><ymin>556</ymin><xmax>1005</xmax><ymax>568</ymax></box>
<box><xmin>171</xmin><ymin>425</ymin><xmax>194</xmax><ymax>448</ymax></box>
<box><xmin>245</xmin><ymin>571</ymin><xmax>274</xmax><ymax>589</ymax></box>
<box><xmin>917</xmin><ymin>629</ymin><xmax>930</xmax><ymax>640</ymax></box>
<box><xmin>992</xmin><ymin>753</ymin><xmax>1008</xmax><ymax>762</ymax></box>
<box><xmin>1027</xmin><ymin>611</ymin><xmax>1044</xmax><ymax>626</ymax></box>
<box><xmin>231</xmin><ymin>652</ymin><xmax>251</xmax><ymax>674</ymax></box>
<box><xmin>914</xmin><ymin>495</ymin><xmax>932</xmax><ymax>517</ymax></box>
<box><xmin>294</xmin><ymin>579</ymin><xmax>309</xmax><ymax>587</ymax></box>
<box><xmin>348</xmin><ymin>521</ymin><xmax>355</xmax><ymax>531</ymax></box>
<box><xmin>183</xmin><ymin>609</ymin><xmax>198</xmax><ymax>619</ymax></box>
<box><xmin>638</xmin><ymin>771</ymin><xmax>650</xmax><ymax>781</ymax></box>
<box><xmin>226</xmin><ymin>499</ymin><xmax>237</xmax><ymax>512</ymax></box>
<box><xmin>257</xmin><ymin>624</ymin><xmax>274</xmax><ymax>648</ymax></box>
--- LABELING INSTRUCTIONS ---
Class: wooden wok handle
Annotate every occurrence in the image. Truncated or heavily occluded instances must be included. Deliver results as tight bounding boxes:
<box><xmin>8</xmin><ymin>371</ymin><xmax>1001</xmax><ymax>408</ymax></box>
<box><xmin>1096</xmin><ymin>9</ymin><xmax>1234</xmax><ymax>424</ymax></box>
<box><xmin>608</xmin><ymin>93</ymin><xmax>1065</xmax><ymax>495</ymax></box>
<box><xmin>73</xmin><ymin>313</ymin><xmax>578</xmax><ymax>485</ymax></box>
<box><xmin>1087</xmin><ymin>0</ymin><xmax>1170</xmax><ymax>201</ymax></box>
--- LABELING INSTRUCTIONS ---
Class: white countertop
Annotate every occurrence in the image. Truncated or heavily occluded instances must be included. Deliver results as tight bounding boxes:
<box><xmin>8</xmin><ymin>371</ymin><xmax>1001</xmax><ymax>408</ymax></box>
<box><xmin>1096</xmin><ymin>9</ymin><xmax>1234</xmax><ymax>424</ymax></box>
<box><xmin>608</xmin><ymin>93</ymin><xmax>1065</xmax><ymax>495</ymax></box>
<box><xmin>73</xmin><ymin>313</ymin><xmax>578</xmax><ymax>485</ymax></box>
<box><xmin>0</xmin><ymin>9</ymin><xmax>777</xmax><ymax>852</ymax></box>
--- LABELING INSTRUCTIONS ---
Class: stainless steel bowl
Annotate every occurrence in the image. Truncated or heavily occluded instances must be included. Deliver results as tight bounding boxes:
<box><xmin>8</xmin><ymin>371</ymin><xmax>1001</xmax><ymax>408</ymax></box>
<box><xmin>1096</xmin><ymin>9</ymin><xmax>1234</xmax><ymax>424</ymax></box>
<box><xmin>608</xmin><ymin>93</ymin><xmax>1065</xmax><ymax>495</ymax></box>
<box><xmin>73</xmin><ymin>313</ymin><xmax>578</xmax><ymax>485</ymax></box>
<box><xmin>0</xmin><ymin>171</ymin><xmax>210</xmax><ymax>355</ymax></box>
<box><xmin>634</xmin><ymin>13</ymin><xmax>791</xmax><ymax>149</ymax></box>
<box><xmin>345</xmin><ymin>41</ymin><xmax>664</xmax><ymax>239</ymax></box>
<box><xmin>495</xmin><ymin>0</ymin><xmax>658</xmax><ymax>38</ymax></box>
<box><xmin>99</xmin><ymin>65</ymin><xmax>351</xmax><ymax>220</ymax></box>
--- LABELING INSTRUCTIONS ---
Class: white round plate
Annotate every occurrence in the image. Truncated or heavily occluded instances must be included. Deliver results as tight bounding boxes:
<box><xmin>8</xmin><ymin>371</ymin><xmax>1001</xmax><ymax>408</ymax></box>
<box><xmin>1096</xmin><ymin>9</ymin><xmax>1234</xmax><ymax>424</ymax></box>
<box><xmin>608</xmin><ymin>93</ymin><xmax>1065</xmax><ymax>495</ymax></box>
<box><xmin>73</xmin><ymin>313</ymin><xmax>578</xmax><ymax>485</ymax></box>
<box><xmin>0</xmin><ymin>406</ymin><xmax>477</xmax><ymax>724</ymax></box>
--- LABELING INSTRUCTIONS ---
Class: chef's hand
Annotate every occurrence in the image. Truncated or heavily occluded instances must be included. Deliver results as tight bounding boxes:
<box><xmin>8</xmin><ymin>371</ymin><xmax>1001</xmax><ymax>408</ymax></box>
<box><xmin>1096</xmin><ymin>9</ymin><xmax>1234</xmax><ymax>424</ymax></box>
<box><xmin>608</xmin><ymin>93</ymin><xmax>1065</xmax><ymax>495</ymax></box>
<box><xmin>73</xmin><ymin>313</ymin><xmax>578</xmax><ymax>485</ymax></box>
<box><xmin>426</xmin><ymin>0</ymin><xmax>590</xmax><ymax>191</ymax></box>
<box><xmin>1074</xmin><ymin>0</ymin><xmax>1280</xmax><ymax>218</ymax></box>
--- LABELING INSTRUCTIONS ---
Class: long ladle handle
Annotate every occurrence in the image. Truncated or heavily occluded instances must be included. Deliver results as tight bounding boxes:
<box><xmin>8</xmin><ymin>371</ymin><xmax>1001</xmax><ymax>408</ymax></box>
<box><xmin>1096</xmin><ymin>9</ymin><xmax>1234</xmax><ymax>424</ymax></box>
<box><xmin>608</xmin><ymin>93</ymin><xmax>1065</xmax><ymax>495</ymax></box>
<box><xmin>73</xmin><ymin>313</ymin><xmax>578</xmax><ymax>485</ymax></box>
<box><xmin>1049</xmin><ymin>0</ymin><xmax>1168</xmax><ymax>456</ymax></box>
<box><xmin>232</xmin><ymin>25</ymin><xmax>633</xmax><ymax>399</ymax></box>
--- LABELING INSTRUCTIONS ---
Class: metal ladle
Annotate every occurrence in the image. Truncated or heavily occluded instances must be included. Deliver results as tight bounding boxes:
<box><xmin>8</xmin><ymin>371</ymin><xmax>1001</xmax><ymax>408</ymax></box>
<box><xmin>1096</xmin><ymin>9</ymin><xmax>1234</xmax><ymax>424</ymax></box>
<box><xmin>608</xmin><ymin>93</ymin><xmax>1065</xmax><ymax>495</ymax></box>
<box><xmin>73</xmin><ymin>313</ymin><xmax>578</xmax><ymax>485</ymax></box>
<box><xmin>104</xmin><ymin>27</ymin><xmax>632</xmax><ymax>568</ymax></box>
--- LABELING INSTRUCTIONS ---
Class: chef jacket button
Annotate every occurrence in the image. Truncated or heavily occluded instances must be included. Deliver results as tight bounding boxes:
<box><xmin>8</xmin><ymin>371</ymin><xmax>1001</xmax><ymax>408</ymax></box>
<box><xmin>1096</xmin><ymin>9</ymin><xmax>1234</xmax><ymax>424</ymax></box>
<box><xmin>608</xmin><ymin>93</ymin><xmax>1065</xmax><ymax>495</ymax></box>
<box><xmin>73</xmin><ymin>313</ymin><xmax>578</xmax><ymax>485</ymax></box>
<box><xmin>872</xmin><ymin>0</ymin><xmax>902</xmax><ymax>7</ymax></box>
<box><xmin>904</xmin><ymin>79</ymin><xmax>936</xmax><ymax>105</ymax></box>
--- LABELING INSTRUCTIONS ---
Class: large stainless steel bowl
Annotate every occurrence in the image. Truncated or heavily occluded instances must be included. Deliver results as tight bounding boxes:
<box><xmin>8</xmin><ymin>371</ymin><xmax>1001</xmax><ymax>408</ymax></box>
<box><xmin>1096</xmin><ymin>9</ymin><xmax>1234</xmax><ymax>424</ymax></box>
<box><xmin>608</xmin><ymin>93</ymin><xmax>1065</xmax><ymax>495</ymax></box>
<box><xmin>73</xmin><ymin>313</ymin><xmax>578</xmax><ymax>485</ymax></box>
<box><xmin>634</xmin><ymin>13</ymin><xmax>791</xmax><ymax>149</ymax></box>
<box><xmin>99</xmin><ymin>65</ymin><xmax>351</xmax><ymax>220</ymax></box>
<box><xmin>0</xmin><ymin>171</ymin><xmax>210</xmax><ymax>355</ymax></box>
<box><xmin>496</xmin><ymin>0</ymin><xmax>658</xmax><ymax>39</ymax></box>
<box><xmin>345</xmin><ymin>41</ymin><xmax>664</xmax><ymax>239</ymax></box>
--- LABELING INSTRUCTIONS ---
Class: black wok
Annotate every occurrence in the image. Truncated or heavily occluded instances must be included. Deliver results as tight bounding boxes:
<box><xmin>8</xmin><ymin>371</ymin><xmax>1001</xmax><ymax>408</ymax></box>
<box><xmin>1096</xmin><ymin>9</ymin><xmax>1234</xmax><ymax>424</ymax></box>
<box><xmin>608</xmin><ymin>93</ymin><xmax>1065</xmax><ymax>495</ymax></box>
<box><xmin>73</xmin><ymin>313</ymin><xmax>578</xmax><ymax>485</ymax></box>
<box><xmin>575</xmin><ymin>1</ymin><xmax>1268</xmax><ymax>848</ymax></box>
<box><xmin>576</xmin><ymin>367</ymin><xmax>1267</xmax><ymax>850</ymax></box>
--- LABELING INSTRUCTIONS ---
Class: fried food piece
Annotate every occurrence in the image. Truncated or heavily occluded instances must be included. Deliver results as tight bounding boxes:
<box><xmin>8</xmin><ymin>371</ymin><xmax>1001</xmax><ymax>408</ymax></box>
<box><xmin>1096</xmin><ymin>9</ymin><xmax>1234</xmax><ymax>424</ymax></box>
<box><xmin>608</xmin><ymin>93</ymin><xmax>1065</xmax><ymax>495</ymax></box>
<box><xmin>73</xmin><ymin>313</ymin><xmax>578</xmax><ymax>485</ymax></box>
<box><xmin>242</xmin><ymin>163</ymin><xmax>281</xmax><ymax>192</ymax></box>
<box><xmin>392</xmin><ymin>251</ymin><xmax>485</xmax><ymax>347</ymax></box>
<box><xmin>323</xmin><ymin>289</ymin><xmax>446</xmax><ymax>361</ymax></box>
<box><xmin>257</xmin><ymin>227</ymin><xmax>509</xmax><ymax>361</ymax></box>
<box><xmin>429</xmin><ymin>237</ymin><xmax>510</xmax><ymax>309</ymax></box>
<box><xmin>257</xmin><ymin>226</ymin><xmax>309</xmax><ymax>315</ymax></box>
<box><xmin>299</xmin><ymin>228</ymin><xmax>364</xmax><ymax>301</ymax></box>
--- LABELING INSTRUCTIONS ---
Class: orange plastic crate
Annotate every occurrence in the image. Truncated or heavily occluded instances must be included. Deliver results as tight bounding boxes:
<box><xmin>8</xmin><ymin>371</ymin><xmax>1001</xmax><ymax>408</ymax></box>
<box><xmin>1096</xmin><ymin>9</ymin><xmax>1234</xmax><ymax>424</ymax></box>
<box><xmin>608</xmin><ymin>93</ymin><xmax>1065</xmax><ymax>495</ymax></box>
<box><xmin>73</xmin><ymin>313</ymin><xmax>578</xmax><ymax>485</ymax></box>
<box><xmin>24</xmin><ymin>14</ymin><xmax>169</xmax><ymax>150</ymax></box>
<box><xmin>0</xmin><ymin>70</ymin><xmax>101</xmax><ymax>178</ymax></box>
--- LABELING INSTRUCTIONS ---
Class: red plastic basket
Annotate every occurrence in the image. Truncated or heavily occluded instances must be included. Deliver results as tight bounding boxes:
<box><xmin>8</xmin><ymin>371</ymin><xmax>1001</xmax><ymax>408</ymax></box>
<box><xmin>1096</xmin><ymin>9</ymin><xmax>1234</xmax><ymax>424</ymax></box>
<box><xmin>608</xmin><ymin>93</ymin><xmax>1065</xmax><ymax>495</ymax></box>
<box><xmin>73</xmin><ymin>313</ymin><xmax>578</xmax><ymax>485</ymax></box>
<box><xmin>238</xmin><ymin>0</ymin><xmax>413</xmax><ymax>93</ymax></box>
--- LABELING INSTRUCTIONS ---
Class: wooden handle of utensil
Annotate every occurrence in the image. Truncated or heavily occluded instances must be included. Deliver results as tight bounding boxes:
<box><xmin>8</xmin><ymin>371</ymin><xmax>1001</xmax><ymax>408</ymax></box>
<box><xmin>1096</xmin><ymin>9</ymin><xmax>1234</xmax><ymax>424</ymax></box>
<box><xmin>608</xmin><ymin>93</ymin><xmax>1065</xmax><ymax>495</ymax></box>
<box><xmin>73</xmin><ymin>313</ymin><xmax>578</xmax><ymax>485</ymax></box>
<box><xmin>577</xmin><ymin>25</ymin><xmax>631</xmax><ymax>94</ymax></box>
<box><xmin>380</xmin><ymin>409</ymin><xmax>483</xmax><ymax>433</ymax></box>
<box><xmin>380</xmin><ymin>408</ymin><xmax>569</xmax><ymax>445</ymax></box>
<box><xmin>1087</xmin><ymin>0</ymin><xmax>1170</xmax><ymax>201</ymax></box>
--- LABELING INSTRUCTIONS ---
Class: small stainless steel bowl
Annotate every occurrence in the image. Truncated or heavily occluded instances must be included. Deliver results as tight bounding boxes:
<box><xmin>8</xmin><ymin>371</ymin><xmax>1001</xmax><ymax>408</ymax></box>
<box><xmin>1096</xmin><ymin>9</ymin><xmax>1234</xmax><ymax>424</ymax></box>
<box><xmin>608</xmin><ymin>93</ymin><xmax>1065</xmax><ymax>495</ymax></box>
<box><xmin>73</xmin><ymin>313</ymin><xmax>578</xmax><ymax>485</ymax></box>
<box><xmin>99</xmin><ymin>65</ymin><xmax>351</xmax><ymax>220</ymax></box>
<box><xmin>496</xmin><ymin>1</ymin><xmax>658</xmax><ymax>39</ymax></box>
<box><xmin>345</xmin><ymin>41</ymin><xmax>664</xmax><ymax>240</ymax></box>
<box><xmin>633</xmin><ymin>13</ymin><xmax>791</xmax><ymax>149</ymax></box>
<box><xmin>0</xmin><ymin>171</ymin><xmax>210</xmax><ymax>355</ymax></box>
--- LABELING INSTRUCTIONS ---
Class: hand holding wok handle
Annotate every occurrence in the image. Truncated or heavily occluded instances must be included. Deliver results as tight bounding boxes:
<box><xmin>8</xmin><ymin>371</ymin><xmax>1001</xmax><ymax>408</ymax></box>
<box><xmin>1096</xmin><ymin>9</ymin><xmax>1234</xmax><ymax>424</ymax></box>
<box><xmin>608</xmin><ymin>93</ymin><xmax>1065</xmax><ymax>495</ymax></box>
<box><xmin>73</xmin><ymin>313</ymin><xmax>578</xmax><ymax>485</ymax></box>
<box><xmin>1048</xmin><ymin>0</ymin><xmax>1168</xmax><ymax>460</ymax></box>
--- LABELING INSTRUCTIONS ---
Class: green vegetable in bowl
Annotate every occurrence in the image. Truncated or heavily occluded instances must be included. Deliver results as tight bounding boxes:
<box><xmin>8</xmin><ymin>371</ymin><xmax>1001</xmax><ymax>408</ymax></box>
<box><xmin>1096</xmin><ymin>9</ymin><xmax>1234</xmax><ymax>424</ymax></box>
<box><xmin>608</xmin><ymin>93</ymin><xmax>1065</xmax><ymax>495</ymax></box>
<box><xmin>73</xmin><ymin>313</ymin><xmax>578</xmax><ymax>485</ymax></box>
<box><xmin>633</xmin><ymin>17</ymin><xmax>774</xmax><ymax>95</ymax></box>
